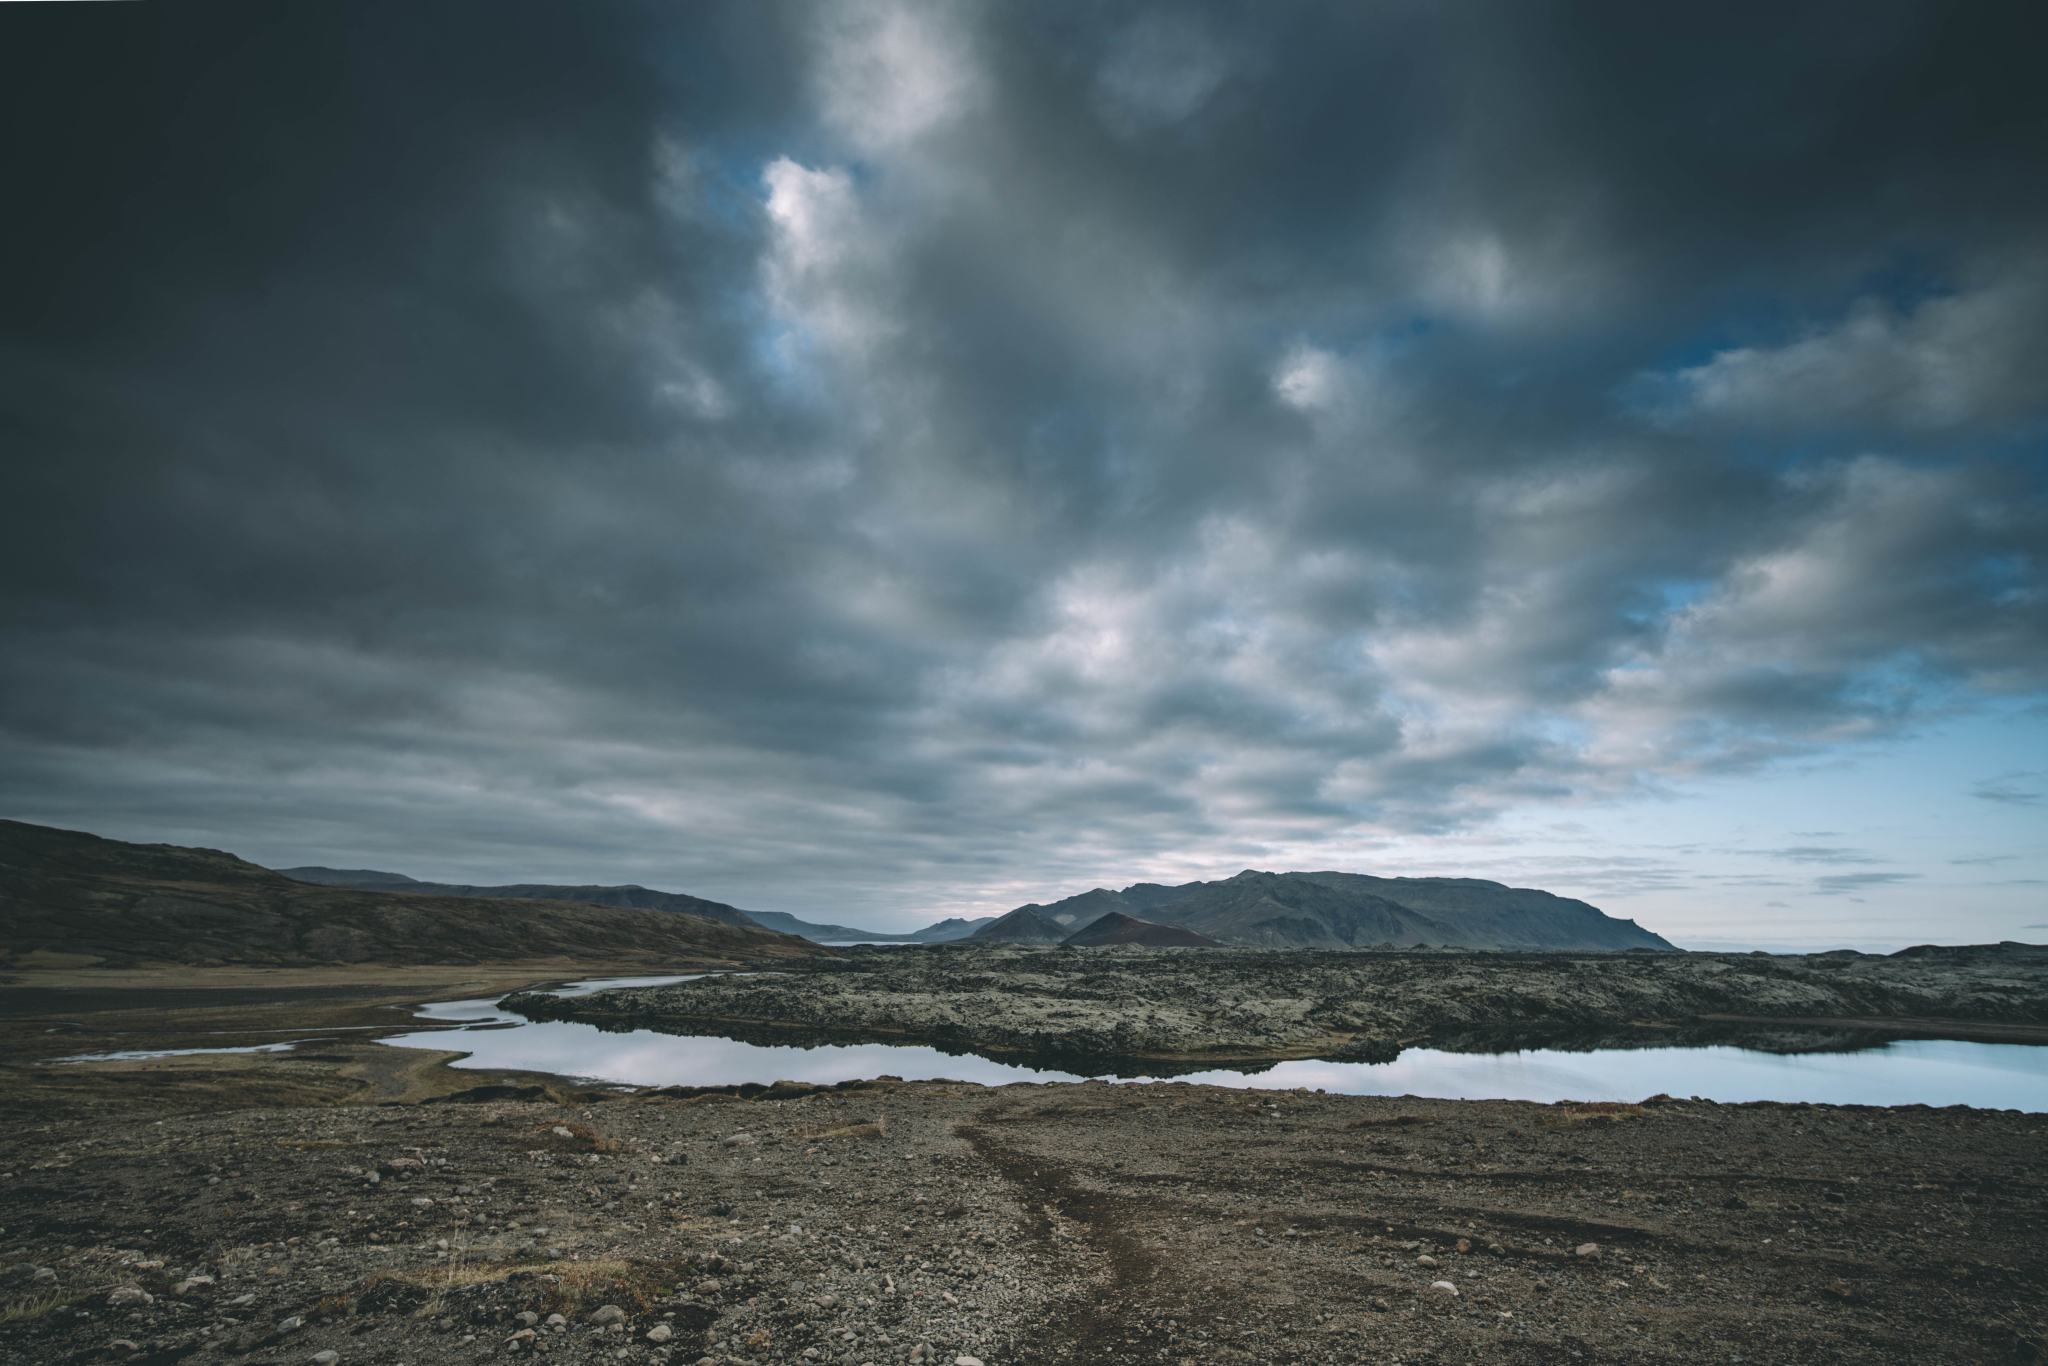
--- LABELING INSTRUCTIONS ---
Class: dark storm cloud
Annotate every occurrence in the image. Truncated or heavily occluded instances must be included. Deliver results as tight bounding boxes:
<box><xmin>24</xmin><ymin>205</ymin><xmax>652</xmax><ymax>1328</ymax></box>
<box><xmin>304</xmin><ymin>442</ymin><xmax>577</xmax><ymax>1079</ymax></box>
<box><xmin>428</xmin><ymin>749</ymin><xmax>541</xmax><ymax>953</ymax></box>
<box><xmin>3</xmin><ymin>1</ymin><xmax>2045</xmax><ymax>923</ymax></box>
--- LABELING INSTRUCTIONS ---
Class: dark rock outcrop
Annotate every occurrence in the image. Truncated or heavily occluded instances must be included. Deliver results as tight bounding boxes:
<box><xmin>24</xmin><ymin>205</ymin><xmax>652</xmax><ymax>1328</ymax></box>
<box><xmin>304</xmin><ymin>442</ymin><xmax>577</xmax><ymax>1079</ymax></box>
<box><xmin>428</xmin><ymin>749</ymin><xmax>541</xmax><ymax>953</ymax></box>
<box><xmin>504</xmin><ymin>940</ymin><xmax>2048</xmax><ymax>1075</ymax></box>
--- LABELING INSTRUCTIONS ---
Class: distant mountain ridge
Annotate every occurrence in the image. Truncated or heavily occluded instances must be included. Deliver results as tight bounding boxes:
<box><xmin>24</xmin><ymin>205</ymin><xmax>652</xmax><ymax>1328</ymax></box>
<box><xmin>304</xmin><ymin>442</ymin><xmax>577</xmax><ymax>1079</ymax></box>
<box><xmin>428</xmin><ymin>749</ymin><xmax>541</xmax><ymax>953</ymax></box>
<box><xmin>743</xmin><ymin>910</ymin><xmax>993</xmax><ymax>943</ymax></box>
<box><xmin>991</xmin><ymin>869</ymin><xmax>1672</xmax><ymax>952</ymax></box>
<box><xmin>278</xmin><ymin>866</ymin><xmax>990</xmax><ymax>943</ymax></box>
<box><xmin>2</xmin><ymin>822</ymin><xmax>826</xmax><ymax>968</ymax></box>
<box><xmin>277</xmin><ymin>867</ymin><xmax>763</xmax><ymax>928</ymax></box>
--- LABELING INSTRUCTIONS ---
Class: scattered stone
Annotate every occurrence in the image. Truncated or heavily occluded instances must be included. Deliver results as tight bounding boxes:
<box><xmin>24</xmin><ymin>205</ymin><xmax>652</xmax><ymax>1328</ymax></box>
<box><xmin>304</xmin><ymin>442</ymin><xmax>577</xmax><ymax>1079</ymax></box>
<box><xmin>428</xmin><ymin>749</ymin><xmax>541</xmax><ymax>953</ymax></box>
<box><xmin>107</xmin><ymin>1284</ymin><xmax>152</xmax><ymax>1307</ymax></box>
<box><xmin>956</xmin><ymin>1358</ymin><xmax>986</xmax><ymax>1366</ymax></box>
<box><xmin>109</xmin><ymin>1341</ymin><xmax>141</xmax><ymax>1357</ymax></box>
<box><xmin>277</xmin><ymin>1315</ymin><xmax>305</xmax><ymax>1334</ymax></box>
<box><xmin>1429</xmin><ymin>1280</ymin><xmax>1459</xmax><ymax>1297</ymax></box>
<box><xmin>310</xmin><ymin>1353</ymin><xmax>340</xmax><ymax>1366</ymax></box>
<box><xmin>31</xmin><ymin>1267</ymin><xmax>56</xmax><ymax>1285</ymax></box>
<box><xmin>1575</xmin><ymin>1243</ymin><xmax>1601</xmax><ymax>1258</ymax></box>
<box><xmin>173</xmin><ymin>1275</ymin><xmax>215</xmax><ymax>1294</ymax></box>
<box><xmin>647</xmin><ymin>1323</ymin><xmax>674</xmax><ymax>1342</ymax></box>
<box><xmin>1416</xmin><ymin>1254</ymin><xmax>1438</xmax><ymax>1267</ymax></box>
<box><xmin>590</xmin><ymin>1305</ymin><xmax>627</xmax><ymax>1326</ymax></box>
<box><xmin>517</xmin><ymin>1310</ymin><xmax>540</xmax><ymax>1326</ymax></box>
<box><xmin>1723</xmin><ymin>1196</ymin><xmax>1749</xmax><ymax>1210</ymax></box>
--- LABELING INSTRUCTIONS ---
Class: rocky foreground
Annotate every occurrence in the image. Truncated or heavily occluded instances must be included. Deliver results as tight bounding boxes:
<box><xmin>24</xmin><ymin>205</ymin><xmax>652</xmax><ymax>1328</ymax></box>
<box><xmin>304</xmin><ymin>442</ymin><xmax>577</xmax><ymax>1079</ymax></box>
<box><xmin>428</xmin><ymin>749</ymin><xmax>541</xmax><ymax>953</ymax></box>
<box><xmin>1</xmin><ymin>1078</ymin><xmax>2042</xmax><ymax>1366</ymax></box>
<box><xmin>502</xmin><ymin>942</ymin><xmax>2048</xmax><ymax>1074</ymax></box>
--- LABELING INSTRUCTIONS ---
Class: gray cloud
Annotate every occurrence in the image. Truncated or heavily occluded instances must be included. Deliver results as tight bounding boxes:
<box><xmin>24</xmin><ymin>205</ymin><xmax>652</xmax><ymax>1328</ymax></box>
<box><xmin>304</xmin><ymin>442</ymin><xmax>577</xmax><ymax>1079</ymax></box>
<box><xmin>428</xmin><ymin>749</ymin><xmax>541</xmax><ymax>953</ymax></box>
<box><xmin>1813</xmin><ymin>873</ymin><xmax>1923</xmax><ymax>896</ymax></box>
<box><xmin>2</xmin><ymin>1</ymin><xmax>2045</xmax><ymax>924</ymax></box>
<box><xmin>1760</xmin><ymin>847</ymin><xmax>1881</xmax><ymax>865</ymax></box>
<box><xmin>1640</xmin><ymin>264</ymin><xmax>2048</xmax><ymax>432</ymax></box>
<box><xmin>1974</xmin><ymin>774</ymin><xmax>2044</xmax><ymax>806</ymax></box>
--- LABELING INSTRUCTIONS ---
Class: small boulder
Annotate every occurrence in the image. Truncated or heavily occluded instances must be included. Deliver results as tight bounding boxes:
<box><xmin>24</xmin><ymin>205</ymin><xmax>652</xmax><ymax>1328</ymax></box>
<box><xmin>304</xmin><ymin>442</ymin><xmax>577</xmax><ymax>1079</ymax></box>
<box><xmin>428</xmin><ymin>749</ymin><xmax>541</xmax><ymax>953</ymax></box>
<box><xmin>956</xmin><ymin>1358</ymin><xmax>986</xmax><ymax>1366</ymax></box>
<box><xmin>310</xmin><ymin>1354</ymin><xmax>340</xmax><ymax>1366</ymax></box>
<box><xmin>107</xmin><ymin>1285</ymin><xmax>152</xmax><ymax>1308</ymax></box>
<box><xmin>109</xmin><ymin>1341</ymin><xmax>141</xmax><ymax>1357</ymax></box>
<box><xmin>1574</xmin><ymin>1243</ymin><xmax>1601</xmax><ymax>1259</ymax></box>
<box><xmin>1429</xmin><ymin>1280</ymin><xmax>1460</xmax><ymax>1297</ymax></box>
<box><xmin>1416</xmin><ymin>1254</ymin><xmax>1438</xmax><ymax>1268</ymax></box>
<box><xmin>646</xmin><ymin>1323</ymin><xmax>673</xmax><ymax>1343</ymax></box>
<box><xmin>588</xmin><ymin>1305</ymin><xmax>626</xmax><ymax>1326</ymax></box>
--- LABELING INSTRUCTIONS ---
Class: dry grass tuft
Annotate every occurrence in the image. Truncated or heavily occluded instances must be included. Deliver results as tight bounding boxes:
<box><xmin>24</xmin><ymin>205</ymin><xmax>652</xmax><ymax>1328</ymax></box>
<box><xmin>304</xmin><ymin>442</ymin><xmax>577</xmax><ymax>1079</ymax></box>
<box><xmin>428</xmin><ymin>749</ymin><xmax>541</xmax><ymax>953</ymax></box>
<box><xmin>1565</xmin><ymin>1103</ymin><xmax>1646</xmax><ymax>1120</ymax></box>
<box><xmin>1345</xmin><ymin>1115</ymin><xmax>1434</xmax><ymax>1129</ymax></box>
<box><xmin>1</xmin><ymin>1290</ymin><xmax>94</xmax><ymax>1325</ymax></box>
<box><xmin>516</xmin><ymin>1121</ymin><xmax>627</xmax><ymax>1153</ymax></box>
<box><xmin>369</xmin><ymin>1256</ymin><xmax>689</xmax><ymax>1320</ymax></box>
<box><xmin>793</xmin><ymin>1118</ymin><xmax>888</xmax><ymax>1140</ymax></box>
<box><xmin>1533</xmin><ymin>1101</ymin><xmax>1648</xmax><ymax>1128</ymax></box>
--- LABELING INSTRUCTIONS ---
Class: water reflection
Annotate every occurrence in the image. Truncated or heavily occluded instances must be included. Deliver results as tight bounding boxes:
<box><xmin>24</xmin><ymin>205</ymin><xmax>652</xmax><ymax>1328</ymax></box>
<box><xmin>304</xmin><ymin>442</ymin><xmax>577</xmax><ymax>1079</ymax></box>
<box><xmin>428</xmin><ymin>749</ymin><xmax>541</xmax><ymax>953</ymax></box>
<box><xmin>389</xmin><ymin>979</ymin><xmax>2048</xmax><ymax>1111</ymax></box>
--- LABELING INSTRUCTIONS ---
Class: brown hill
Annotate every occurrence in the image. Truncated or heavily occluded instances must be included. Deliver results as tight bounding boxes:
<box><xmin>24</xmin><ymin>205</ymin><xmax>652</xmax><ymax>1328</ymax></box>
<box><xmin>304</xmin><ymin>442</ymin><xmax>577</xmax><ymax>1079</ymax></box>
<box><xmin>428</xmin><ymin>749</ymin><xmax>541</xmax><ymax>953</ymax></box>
<box><xmin>969</xmin><ymin>905</ymin><xmax>1069</xmax><ymax>944</ymax></box>
<box><xmin>0</xmin><ymin>820</ymin><xmax>829</xmax><ymax>969</ymax></box>
<box><xmin>1023</xmin><ymin>870</ymin><xmax>1674</xmax><ymax>951</ymax></box>
<box><xmin>1058</xmin><ymin>911</ymin><xmax>1222</xmax><ymax>948</ymax></box>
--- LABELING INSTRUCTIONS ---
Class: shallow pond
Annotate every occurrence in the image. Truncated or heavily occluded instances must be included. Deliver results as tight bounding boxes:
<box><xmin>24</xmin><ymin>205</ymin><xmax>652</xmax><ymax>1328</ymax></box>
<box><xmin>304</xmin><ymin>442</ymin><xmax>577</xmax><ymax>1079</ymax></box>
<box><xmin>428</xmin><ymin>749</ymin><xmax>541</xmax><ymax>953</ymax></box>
<box><xmin>387</xmin><ymin>976</ymin><xmax>2048</xmax><ymax>1111</ymax></box>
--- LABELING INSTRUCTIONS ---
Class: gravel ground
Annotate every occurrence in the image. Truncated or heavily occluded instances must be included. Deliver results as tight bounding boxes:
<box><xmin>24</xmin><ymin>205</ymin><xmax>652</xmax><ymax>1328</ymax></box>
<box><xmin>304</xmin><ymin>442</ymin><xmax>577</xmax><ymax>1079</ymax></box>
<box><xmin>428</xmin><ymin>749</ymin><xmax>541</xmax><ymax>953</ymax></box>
<box><xmin>2</xmin><ymin>1077</ymin><xmax>2042</xmax><ymax>1366</ymax></box>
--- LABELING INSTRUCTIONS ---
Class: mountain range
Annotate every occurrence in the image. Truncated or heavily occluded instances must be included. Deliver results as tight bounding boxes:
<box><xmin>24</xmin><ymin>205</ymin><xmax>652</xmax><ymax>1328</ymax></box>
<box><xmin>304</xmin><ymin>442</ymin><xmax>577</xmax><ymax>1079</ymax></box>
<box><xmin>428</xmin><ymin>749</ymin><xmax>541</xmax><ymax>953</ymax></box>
<box><xmin>278</xmin><ymin>867</ymin><xmax>992</xmax><ymax>943</ymax></box>
<box><xmin>1</xmin><ymin>822</ymin><xmax>825</xmax><ymax>969</ymax></box>
<box><xmin>972</xmin><ymin>869</ymin><xmax>1672</xmax><ymax>952</ymax></box>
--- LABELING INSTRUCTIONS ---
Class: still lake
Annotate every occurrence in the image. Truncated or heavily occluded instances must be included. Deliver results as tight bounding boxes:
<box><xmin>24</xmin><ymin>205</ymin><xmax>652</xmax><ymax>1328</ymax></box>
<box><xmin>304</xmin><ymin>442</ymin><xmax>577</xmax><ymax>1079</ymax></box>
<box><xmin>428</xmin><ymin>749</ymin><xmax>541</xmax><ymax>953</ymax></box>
<box><xmin>385</xmin><ymin>976</ymin><xmax>2048</xmax><ymax>1112</ymax></box>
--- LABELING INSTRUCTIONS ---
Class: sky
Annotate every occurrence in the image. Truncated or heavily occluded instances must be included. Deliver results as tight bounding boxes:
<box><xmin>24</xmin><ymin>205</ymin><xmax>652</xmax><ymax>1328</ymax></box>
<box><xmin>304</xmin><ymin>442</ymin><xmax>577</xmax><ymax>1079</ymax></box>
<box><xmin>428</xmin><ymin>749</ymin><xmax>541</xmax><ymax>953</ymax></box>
<box><xmin>2</xmin><ymin>1</ymin><xmax>2044</xmax><ymax>948</ymax></box>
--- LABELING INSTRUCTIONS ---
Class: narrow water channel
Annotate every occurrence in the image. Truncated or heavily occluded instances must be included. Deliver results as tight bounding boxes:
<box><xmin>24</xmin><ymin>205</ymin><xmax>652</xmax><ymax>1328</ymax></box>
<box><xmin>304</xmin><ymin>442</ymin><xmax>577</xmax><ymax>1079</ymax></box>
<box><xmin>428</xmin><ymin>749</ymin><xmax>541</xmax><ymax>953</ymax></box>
<box><xmin>386</xmin><ymin>976</ymin><xmax>2048</xmax><ymax>1111</ymax></box>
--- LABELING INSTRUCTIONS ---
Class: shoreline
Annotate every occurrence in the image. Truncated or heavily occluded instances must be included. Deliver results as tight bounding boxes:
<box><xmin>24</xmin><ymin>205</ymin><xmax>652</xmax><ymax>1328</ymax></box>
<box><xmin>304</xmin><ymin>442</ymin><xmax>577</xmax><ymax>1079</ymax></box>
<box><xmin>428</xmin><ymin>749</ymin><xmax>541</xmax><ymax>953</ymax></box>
<box><xmin>497</xmin><ymin>941</ymin><xmax>2048</xmax><ymax>1077</ymax></box>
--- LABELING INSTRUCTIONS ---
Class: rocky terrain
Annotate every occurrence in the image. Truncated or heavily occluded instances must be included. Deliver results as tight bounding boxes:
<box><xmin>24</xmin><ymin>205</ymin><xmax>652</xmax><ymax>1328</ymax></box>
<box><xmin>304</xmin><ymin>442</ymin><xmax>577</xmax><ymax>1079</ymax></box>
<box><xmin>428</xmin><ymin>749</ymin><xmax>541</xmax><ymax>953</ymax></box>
<box><xmin>0</xmin><ymin>1074</ymin><xmax>2041</xmax><ymax>1366</ymax></box>
<box><xmin>0</xmin><ymin>822</ymin><xmax>832</xmax><ymax>970</ymax></box>
<box><xmin>997</xmin><ymin>871</ymin><xmax>1674</xmax><ymax>952</ymax></box>
<box><xmin>502</xmin><ymin>943</ymin><xmax>2048</xmax><ymax>1074</ymax></box>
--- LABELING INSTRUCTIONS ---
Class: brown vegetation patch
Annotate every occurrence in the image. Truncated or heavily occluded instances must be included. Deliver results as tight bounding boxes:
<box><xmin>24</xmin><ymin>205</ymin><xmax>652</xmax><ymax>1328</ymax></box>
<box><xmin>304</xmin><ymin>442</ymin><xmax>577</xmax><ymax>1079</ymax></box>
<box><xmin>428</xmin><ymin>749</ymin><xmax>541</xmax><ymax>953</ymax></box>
<box><xmin>1344</xmin><ymin>1115</ymin><xmax>1435</xmax><ymax>1129</ymax></box>
<box><xmin>793</xmin><ymin>1119</ymin><xmax>888</xmax><ymax>1140</ymax></box>
<box><xmin>515</xmin><ymin>1121</ymin><xmax>627</xmax><ymax>1154</ymax></box>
